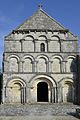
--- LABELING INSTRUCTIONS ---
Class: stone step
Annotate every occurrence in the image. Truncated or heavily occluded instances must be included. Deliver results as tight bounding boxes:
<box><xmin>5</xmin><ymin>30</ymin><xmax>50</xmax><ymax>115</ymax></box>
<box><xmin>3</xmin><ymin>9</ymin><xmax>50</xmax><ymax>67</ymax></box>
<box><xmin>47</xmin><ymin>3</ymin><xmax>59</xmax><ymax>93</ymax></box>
<box><xmin>0</xmin><ymin>104</ymin><xmax>79</xmax><ymax>116</ymax></box>
<box><xmin>0</xmin><ymin>116</ymin><xmax>79</xmax><ymax>120</ymax></box>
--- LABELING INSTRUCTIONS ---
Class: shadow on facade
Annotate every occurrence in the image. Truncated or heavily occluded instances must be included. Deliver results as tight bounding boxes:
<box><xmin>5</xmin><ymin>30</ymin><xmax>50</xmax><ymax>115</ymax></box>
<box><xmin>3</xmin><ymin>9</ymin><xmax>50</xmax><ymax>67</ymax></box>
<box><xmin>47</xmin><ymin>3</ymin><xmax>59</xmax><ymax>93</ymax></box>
<box><xmin>69</xmin><ymin>55</ymin><xmax>80</xmax><ymax>105</ymax></box>
<box><xmin>66</xmin><ymin>85</ymin><xmax>73</xmax><ymax>103</ymax></box>
<box><xmin>76</xmin><ymin>55</ymin><xmax>80</xmax><ymax>105</ymax></box>
<box><xmin>67</xmin><ymin>55</ymin><xmax>80</xmax><ymax>119</ymax></box>
<box><xmin>0</xmin><ymin>72</ymin><xmax>2</xmax><ymax>104</ymax></box>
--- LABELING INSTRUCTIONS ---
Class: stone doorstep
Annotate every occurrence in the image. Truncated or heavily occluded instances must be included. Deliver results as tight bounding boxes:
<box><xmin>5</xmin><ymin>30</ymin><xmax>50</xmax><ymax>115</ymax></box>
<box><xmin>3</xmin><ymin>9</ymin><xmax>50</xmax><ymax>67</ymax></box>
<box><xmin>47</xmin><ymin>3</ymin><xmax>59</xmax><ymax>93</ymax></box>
<box><xmin>0</xmin><ymin>103</ymin><xmax>79</xmax><ymax>109</ymax></box>
<box><xmin>0</xmin><ymin>104</ymin><xmax>79</xmax><ymax>116</ymax></box>
<box><xmin>0</xmin><ymin>103</ymin><xmax>79</xmax><ymax>116</ymax></box>
<box><xmin>1</xmin><ymin>102</ymin><xmax>77</xmax><ymax>105</ymax></box>
<box><xmin>0</xmin><ymin>115</ymin><xmax>79</xmax><ymax>120</ymax></box>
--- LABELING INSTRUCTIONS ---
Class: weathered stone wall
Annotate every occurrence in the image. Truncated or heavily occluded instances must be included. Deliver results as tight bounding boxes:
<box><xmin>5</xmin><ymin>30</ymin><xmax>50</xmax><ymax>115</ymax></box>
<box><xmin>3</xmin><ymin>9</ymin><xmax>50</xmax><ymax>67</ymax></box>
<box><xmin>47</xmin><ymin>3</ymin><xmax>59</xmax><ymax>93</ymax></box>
<box><xmin>2</xmin><ymin>9</ymin><xmax>78</xmax><ymax>104</ymax></box>
<box><xmin>4</xmin><ymin>31</ymin><xmax>78</xmax><ymax>53</ymax></box>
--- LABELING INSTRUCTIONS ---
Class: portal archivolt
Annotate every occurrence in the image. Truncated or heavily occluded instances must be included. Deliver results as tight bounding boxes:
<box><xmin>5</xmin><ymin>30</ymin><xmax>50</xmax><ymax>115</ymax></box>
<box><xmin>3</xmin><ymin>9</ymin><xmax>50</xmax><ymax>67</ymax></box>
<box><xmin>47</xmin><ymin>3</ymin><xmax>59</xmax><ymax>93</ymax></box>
<box><xmin>30</xmin><ymin>76</ymin><xmax>56</xmax><ymax>103</ymax></box>
<box><xmin>6</xmin><ymin>79</ymin><xmax>26</xmax><ymax>104</ymax></box>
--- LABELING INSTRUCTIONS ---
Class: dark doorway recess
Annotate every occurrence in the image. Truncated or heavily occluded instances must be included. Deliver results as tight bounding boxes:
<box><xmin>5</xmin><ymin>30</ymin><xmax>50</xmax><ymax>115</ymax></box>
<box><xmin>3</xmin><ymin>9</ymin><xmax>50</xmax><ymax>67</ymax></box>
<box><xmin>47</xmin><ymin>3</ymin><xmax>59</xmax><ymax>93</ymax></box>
<box><xmin>37</xmin><ymin>82</ymin><xmax>48</xmax><ymax>102</ymax></box>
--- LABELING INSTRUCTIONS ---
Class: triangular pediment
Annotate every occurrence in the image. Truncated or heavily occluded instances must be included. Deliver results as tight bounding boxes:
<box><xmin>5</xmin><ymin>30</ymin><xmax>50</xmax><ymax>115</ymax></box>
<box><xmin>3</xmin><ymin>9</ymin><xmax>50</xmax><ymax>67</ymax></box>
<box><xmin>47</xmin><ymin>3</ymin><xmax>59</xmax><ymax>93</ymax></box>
<box><xmin>5</xmin><ymin>9</ymin><xmax>77</xmax><ymax>40</ymax></box>
<box><xmin>16</xmin><ymin>9</ymin><xmax>65</xmax><ymax>30</ymax></box>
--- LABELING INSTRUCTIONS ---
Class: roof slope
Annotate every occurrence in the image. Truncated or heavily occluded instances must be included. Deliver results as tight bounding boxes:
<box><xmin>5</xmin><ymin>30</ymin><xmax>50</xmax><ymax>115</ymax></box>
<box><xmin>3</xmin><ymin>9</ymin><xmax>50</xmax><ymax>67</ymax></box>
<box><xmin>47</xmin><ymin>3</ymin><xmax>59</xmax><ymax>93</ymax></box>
<box><xmin>5</xmin><ymin>8</ymin><xmax>77</xmax><ymax>40</ymax></box>
<box><xmin>16</xmin><ymin>9</ymin><xmax>65</xmax><ymax>30</ymax></box>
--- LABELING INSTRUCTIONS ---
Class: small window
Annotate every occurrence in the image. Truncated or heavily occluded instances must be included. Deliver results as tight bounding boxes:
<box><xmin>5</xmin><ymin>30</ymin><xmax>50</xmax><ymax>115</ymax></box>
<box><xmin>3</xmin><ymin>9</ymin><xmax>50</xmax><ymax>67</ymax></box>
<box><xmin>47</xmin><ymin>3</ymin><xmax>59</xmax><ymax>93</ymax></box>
<box><xmin>41</xmin><ymin>43</ymin><xmax>45</xmax><ymax>52</ymax></box>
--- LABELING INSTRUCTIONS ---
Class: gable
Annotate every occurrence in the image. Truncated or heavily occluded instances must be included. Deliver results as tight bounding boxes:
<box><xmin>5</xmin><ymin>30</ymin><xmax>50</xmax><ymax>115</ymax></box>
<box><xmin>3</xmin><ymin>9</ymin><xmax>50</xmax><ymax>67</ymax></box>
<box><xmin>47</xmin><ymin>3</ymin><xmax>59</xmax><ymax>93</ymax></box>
<box><xmin>16</xmin><ymin>9</ymin><xmax>65</xmax><ymax>30</ymax></box>
<box><xmin>5</xmin><ymin>9</ymin><xmax>77</xmax><ymax>40</ymax></box>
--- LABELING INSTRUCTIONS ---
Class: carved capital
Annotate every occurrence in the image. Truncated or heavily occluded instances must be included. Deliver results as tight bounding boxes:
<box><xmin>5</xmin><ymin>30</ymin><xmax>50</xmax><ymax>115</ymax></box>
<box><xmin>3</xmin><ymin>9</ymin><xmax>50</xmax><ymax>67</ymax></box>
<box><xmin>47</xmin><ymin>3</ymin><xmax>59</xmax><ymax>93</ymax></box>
<box><xmin>31</xmin><ymin>61</ymin><xmax>35</xmax><ymax>64</ymax></box>
<box><xmin>20</xmin><ymin>39</ymin><xmax>25</xmax><ymax>42</ymax></box>
<box><xmin>46</xmin><ymin>39</ymin><xmax>51</xmax><ymax>42</ymax></box>
<box><xmin>17</xmin><ymin>60</ymin><xmax>23</xmax><ymax>64</ymax></box>
<box><xmin>59</xmin><ymin>39</ymin><xmax>63</xmax><ymax>42</ymax></box>
<box><xmin>35</xmin><ymin>61</ymin><xmax>38</xmax><ymax>64</ymax></box>
<box><xmin>45</xmin><ymin>61</ymin><xmax>48</xmax><ymax>64</ymax></box>
<box><xmin>62</xmin><ymin>60</ymin><xmax>67</xmax><ymax>63</ymax></box>
<box><xmin>33</xmin><ymin>39</ymin><xmax>38</xmax><ymax>42</ymax></box>
<box><xmin>4</xmin><ymin>60</ymin><xmax>9</xmax><ymax>63</ymax></box>
<box><xmin>49</xmin><ymin>61</ymin><xmax>53</xmax><ymax>63</ymax></box>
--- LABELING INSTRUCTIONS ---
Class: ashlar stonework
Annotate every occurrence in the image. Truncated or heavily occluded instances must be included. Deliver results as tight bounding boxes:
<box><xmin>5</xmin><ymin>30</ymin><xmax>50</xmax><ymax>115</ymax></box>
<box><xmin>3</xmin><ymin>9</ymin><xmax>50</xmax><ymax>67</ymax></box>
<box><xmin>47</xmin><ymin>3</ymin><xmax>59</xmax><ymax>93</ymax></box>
<box><xmin>2</xmin><ymin>8</ymin><xmax>79</xmax><ymax>104</ymax></box>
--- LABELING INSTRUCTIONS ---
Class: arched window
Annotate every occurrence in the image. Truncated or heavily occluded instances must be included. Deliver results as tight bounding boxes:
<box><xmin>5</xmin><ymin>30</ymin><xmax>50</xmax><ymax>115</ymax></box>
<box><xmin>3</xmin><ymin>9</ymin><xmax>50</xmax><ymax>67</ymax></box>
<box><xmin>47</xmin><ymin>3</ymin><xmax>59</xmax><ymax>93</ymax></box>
<box><xmin>23</xmin><ymin>58</ymin><xmax>32</xmax><ymax>72</ymax></box>
<box><xmin>9</xmin><ymin>57</ymin><xmax>18</xmax><ymax>72</ymax></box>
<box><xmin>37</xmin><ymin>57</ymin><xmax>46</xmax><ymax>72</ymax></box>
<box><xmin>66</xmin><ymin>57</ymin><xmax>76</xmax><ymax>73</ymax></box>
<box><xmin>62</xmin><ymin>82</ymin><xmax>74</xmax><ymax>102</ymax></box>
<box><xmin>52</xmin><ymin>58</ymin><xmax>61</xmax><ymax>72</ymax></box>
<box><xmin>41</xmin><ymin>43</ymin><xmax>45</xmax><ymax>52</ymax></box>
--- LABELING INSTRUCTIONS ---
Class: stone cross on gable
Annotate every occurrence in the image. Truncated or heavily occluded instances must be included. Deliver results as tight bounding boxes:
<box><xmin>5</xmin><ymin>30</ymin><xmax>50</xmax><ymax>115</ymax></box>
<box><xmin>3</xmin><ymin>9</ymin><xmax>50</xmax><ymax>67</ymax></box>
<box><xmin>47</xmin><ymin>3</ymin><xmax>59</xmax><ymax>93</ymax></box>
<box><xmin>38</xmin><ymin>4</ymin><xmax>43</xmax><ymax>9</ymax></box>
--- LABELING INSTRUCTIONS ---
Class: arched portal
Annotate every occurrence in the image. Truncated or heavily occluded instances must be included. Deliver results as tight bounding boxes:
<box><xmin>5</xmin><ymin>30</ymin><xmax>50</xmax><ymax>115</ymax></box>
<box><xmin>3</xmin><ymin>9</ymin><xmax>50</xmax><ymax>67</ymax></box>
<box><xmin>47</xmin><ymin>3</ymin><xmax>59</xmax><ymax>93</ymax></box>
<box><xmin>58</xmin><ymin>78</ymin><xmax>74</xmax><ymax>103</ymax></box>
<box><xmin>10</xmin><ymin>83</ymin><xmax>21</xmax><ymax>103</ymax></box>
<box><xmin>6</xmin><ymin>78</ymin><xmax>26</xmax><ymax>104</ymax></box>
<box><xmin>30</xmin><ymin>75</ymin><xmax>57</xmax><ymax>103</ymax></box>
<box><xmin>37</xmin><ymin>82</ymin><xmax>48</xmax><ymax>102</ymax></box>
<box><xmin>62</xmin><ymin>82</ymin><xmax>74</xmax><ymax>102</ymax></box>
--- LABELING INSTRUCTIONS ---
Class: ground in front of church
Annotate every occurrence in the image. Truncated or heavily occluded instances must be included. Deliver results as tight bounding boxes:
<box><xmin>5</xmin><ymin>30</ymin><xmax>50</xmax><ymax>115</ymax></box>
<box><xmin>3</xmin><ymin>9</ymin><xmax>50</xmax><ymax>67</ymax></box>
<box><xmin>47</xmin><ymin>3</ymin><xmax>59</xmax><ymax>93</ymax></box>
<box><xmin>0</xmin><ymin>115</ymin><xmax>79</xmax><ymax>120</ymax></box>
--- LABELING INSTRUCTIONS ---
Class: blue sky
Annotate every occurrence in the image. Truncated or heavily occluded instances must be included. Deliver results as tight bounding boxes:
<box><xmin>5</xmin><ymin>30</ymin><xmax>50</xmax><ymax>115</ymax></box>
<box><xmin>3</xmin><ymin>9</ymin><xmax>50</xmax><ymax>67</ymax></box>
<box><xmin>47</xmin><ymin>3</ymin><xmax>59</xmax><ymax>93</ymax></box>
<box><xmin>0</xmin><ymin>0</ymin><xmax>80</xmax><ymax>68</ymax></box>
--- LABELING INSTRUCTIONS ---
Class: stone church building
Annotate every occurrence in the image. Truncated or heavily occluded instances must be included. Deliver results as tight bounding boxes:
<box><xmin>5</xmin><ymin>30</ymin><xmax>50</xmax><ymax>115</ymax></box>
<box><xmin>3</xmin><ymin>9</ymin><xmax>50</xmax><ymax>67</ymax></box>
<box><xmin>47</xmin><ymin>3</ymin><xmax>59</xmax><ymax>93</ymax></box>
<box><xmin>2</xmin><ymin>8</ymin><xmax>79</xmax><ymax>104</ymax></box>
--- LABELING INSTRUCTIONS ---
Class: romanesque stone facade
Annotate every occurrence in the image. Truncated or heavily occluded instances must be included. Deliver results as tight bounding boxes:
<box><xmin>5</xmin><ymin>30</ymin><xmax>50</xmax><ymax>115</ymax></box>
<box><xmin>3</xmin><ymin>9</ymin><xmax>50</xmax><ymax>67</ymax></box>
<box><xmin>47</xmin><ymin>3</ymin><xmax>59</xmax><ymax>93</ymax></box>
<box><xmin>2</xmin><ymin>8</ymin><xmax>78</xmax><ymax>104</ymax></box>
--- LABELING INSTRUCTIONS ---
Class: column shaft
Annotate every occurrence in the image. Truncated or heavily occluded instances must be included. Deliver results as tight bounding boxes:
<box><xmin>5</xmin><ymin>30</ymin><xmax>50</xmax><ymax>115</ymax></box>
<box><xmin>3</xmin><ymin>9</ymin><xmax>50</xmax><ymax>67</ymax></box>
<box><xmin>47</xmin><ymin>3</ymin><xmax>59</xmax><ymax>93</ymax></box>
<box><xmin>49</xmin><ymin>61</ymin><xmax>53</xmax><ymax>72</ymax></box>
<box><xmin>19</xmin><ymin>61</ymin><xmax>23</xmax><ymax>72</ymax></box>
<box><xmin>61</xmin><ymin>61</ymin><xmax>66</xmax><ymax>73</ymax></box>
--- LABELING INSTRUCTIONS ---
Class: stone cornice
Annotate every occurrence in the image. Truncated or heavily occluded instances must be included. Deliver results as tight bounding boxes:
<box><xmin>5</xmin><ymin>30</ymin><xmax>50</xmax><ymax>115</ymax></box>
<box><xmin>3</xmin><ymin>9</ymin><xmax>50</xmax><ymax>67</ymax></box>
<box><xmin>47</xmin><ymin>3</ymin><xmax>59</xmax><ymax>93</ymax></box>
<box><xmin>12</xmin><ymin>29</ymin><xmax>69</xmax><ymax>34</ymax></box>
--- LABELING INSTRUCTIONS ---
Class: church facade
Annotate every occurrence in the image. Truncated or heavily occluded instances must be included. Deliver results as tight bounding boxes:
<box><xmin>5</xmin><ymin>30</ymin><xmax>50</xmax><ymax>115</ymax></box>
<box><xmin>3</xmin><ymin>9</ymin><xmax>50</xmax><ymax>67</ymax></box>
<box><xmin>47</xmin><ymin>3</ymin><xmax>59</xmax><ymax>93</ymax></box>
<box><xmin>2</xmin><ymin>8</ymin><xmax>79</xmax><ymax>104</ymax></box>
